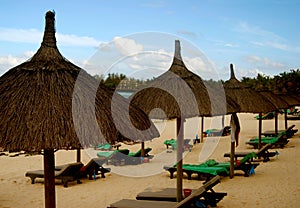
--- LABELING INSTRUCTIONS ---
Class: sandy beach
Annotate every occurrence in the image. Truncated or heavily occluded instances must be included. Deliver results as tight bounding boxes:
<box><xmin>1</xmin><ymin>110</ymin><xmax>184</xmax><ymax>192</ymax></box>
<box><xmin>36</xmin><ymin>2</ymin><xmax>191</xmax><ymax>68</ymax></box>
<box><xmin>0</xmin><ymin>113</ymin><xmax>299</xmax><ymax>208</ymax></box>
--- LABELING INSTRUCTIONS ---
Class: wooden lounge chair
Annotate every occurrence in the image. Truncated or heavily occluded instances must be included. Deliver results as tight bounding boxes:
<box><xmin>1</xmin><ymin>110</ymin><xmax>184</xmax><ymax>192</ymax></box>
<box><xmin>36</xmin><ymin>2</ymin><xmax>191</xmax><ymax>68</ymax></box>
<box><xmin>125</xmin><ymin>147</ymin><xmax>153</xmax><ymax>165</ymax></box>
<box><xmin>246</xmin><ymin>133</ymin><xmax>289</xmax><ymax>149</ymax></box>
<box><xmin>164</xmin><ymin>139</ymin><xmax>192</xmax><ymax>150</ymax></box>
<box><xmin>94</xmin><ymin>143</ymin><xmax>121</xmax><ymax>150</ymax></box>
<box><xmin>204</xmin><ymin>126</ymin><xmax>231</xmax><ymax>137</ymax></box>
<box><xmin>128</xmin><ymin>147</ymin><xmax>152</xmax><ymax>157</ymax></box>
<box><xmin>97</xmin><ymin>149</ymin><xmax>130</xmax><ymax>166</ymax></box>
<box><xmin>108</xmin><ymin>176</ymin><xmax>226</xmax><ymax>208</ymax></box>
<box><xmin>224</xmin><ymin>143</ymin><xmax>278</xmax><ymax>162</ymax></box>
<box><xmin>164</xmin><ymin>153</ymin><xmax>259</xmax><ymax>179</ymax></box>
<box><xmin>261</xmin><ymin>124</ymin><xmax>298</xmax><ymax>138</ymax></box>
<box><xmin>79</xmin><ymin>158</ymin><xmax>111</xmax><ymax>180</ymax></box>
<box><xmin>25</xmin><ymin>162</ymin><xmax>83</xmax><ymax>187</ymax></box>
<box><xmin>164</xmin><ymin>164</ymin><xmax>229</xmax><ymax>181</ymax></box>
<box><xmin>254</xmin><ymin>112</ymin><xmax>274</xmax><ymax>120</ymax></box>
<box><xmin>136</xmin><ymin>175</ymin><xmax>227</xmax><ymax>207</ymax></box>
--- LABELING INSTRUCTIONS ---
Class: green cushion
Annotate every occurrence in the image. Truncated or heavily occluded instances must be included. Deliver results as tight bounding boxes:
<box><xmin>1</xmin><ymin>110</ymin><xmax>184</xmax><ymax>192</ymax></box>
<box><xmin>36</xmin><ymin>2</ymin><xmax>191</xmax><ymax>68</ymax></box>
<box><xmin>164</xmin><ymin>139</ymin><xmax>176</xmax><ymax>145</ymax></box>
<box><xmin>182</xmin><ymin>164</ymin><xmax>229</xmax><ymax>175</ymax></box>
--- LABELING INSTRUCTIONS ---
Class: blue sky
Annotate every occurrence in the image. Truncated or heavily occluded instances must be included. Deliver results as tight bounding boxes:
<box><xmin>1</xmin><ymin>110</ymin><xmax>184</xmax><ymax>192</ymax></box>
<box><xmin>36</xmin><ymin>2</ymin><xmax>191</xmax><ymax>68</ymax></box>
<box><xmin>0</xmin><ymin>0</ymin><xmax>299</xmax><ymax>80</ymax></box>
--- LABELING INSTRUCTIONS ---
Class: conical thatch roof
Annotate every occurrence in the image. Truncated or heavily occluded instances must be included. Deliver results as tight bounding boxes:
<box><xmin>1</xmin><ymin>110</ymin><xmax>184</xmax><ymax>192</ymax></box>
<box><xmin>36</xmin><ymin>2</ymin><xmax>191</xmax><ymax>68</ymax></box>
<box><xmin>0</xmin><ymin>11</ymin><xmax>159</xmax><ymax>152</ymax></box>
<box><xmin>130</xmin><ymin>40</ymin><xmax>239</xmax><ymax>119</ymax></box>
<box><xmin>224</xmin><ymin>64</ymin><xmax>276</xmax><ymax>113</ymax></box>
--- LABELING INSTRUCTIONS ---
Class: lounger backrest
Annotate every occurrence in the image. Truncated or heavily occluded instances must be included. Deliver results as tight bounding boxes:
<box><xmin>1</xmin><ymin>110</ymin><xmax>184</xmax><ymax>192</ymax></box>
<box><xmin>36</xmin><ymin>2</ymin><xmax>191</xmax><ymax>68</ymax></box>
<box><xmin>287</xmin><ymin>125</ymin><xmax>295</xmax><ymax>131</ymax></box>
<box><xmin>84</xmin><ymin>158</ymin><xmax>106</xmax><ymax>172</ymax></box>
<box><xmin>202</xmin><ymin>175</ymin><xmax>221</xmax><ymax>190</ymax></box>
<box><xmin>257</xmin><ymin>143</ymin><xmax>273</xmax><ymax>155</ymax></box>
<box><xmin>58</xmin><ymin>162</ymin><xmax>83</xmax><ymax>177</ymax></box>
<box><xmin>117</xmin><ymin>149</ymin><xmax>130</xmax><ymax>155</ymax></box>
<box><xmin>144</xmin><ymin>147</ymin><xmax>152</xmax><ymax>155</ymax></box>
<box><xmin>174</xmin><ymin>176</ymin><xmax>220</xmax><ymax>208</ymax></box>
<box><xmin>132</xmin><ymin>149</ymin><xmax>142</xmax><ymax>157</ymax></box>
<box><xmin>240</xmin><ymin>152</ymin><xmax>257</xmax><ymax>164</ymax></box>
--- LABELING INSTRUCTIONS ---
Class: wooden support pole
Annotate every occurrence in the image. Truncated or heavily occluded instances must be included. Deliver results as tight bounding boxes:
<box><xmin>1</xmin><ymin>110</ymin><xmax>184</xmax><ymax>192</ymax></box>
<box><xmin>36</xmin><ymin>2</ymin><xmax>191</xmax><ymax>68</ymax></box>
<box><xmin>176</xmin><ymin>117</ymin><xmax>184</xmax><ymax>202</ymax></box>
<box><xmin>258</xmin><ymin>113</ymin><xmax>262</xmax><ymax>150</ymax></box>
<box><xmin>44</xmin><ymin>149</ymin><xmax>56</xmax><ymax>208</ymax></box>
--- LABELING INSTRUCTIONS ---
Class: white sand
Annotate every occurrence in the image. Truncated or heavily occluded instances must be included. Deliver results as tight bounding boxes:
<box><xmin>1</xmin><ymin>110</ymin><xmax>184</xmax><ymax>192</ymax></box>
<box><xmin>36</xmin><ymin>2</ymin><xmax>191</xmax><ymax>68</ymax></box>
<box><xmin>0</xmin><ymin>113</ymin><xmax>299</xmax><ymax>208</ymax></box>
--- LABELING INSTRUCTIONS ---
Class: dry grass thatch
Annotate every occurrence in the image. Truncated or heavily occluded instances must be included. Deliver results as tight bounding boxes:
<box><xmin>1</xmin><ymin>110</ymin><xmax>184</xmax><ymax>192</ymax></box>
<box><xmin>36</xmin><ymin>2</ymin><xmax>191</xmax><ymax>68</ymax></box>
<box><xmin>276</xmin><ymin>94</ymin><xmax>300</xmax><ymax>107</ymax></box>
<box><xmin>0</xmin><ymin>11</ymin><xmax>159</xmax><ymax>152</ymax></box>
<box><xmin>256</xmin><ymin>90</ymin><xmax>290</xmax><ymax>110</ymax></box>
<box><xmin>223</xmin><ymin>64</ymin><xmax>277</xmax><ymax>113</ymax></box>
<box><xmin>130</xmin><ymin>40</ymin><xmax>240</xmax><ymax>119</ymax></box>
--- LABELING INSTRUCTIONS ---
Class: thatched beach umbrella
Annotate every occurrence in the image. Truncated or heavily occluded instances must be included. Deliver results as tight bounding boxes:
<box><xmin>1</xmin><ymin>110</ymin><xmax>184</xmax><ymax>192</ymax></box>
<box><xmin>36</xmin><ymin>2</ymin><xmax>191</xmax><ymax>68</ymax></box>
<box><xmin>224</xmin><ymin>64</ymin><xmax>277</xmax><ymax>178</ymax></box>
<box><xmin>130</xmin><ymin>40</ymin><xmax>239</xmax><ymax>201</ymax></box>
<box><xmin>0</xmin><ymin>11</ymin><xmax>159</xmax><ymax>208</ymax></box>
<box><xmin>256</xmin><ymin>88</ymin><xmax>290</xmax><ymax>135</ymax></box>
<box><xmin>275</xmin><ymin>93</ymin><xmax>300</xmax><ymax>129</ymax></box>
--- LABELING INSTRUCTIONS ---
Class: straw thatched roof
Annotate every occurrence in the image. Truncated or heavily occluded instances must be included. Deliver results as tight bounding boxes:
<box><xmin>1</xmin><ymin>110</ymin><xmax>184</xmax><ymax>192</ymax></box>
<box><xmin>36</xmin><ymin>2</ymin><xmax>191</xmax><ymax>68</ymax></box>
<box><xmin>277</xmin><ymin>94</ymin><xmax>300</xmax><ymax>107</ymax></box>
<box><xmin>0</xmin><ymin>11</ymin><xmax>159</xmax><ymax>152</ymax></box>
<box><xmin>224</xmin><ymin>64</ymin><xmax>276</xmax><ymax>113</ymax></box>
<box><xmin>256</xmin><ymin>89</ymin><xmax>290</xmax><ymax>110</ymax></box>
<box><xmin>130</xmin><ymin>40</ymin><xmax>239</xmax><ymax>119</ymax></box>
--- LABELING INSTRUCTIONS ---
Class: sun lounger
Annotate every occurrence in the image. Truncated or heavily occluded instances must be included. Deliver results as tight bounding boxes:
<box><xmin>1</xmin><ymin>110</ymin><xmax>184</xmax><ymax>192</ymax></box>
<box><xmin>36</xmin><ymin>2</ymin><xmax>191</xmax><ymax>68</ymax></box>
<box><xmin>246</xmin><ymin>133</ymin><xmax>289</xmax><ymax>149</ymax></box>
<box><xmin>224</xmin><ymin>143</ymin><xmax>278</xmax><ymax>162</ymax></box>
<box><xmin>97</xmin><ymin>149</ymin><xmax>130</xmax><ymax>166</ymax></box>
<box><xmin>128</xmin><ymin>147</ymin><xmax>152</xmax><ymax>157</ymax></box>
<box><xmin>125</xmin><ymin>147</ymin><xmax>153</xmax><ymax>165</ymax></box>
<box><xmin>164</xmin><ymin>153</ymin><xmax>259</xmax><ymax>179</ymax></box>
<box><xmin>25</xmin><ymin>162</ymin><xmax>83</xmax><ymax>187</ymax></box>
<box><xmin>261</xmin><ymin>125</ymin><xmax>298</xmax><ymax>138</ymax></box>
<box><xmin>78</xmin><ymin>158</ymin><xmax>111</xmax><ymax>180</ymax></box>
<box><xmin>94</xmin><ymin>143</ymin><xmax>113</xmax><ymax>150</ymax></box>
<box><xmin>164</xmin><ymin>139</ymin><xmax>192</xmax><ymax>150</ymax></box>
<box><xmin>255</xmin><ymin>112</ymin><xmax>274</xmax><ymax>120</ymax></box>
<box><xmin>94</xmin><ymin>143</ymin><xmax>122</xmax><ymax>150</ymax></box>
<box><xmin>204</xmin><ymin>126</ymin><xmax>231</xmax><ymax>137</ymax></box>
<box><xmin>108</xmin><ymin>176</ymin><xmax>226</xmax><ymax>208</ymax></box>
<box><xmin>163</xmin><ymin>164</ymin><xmax>229</xmax><ymax>181</ymax></box>
<box><xmin>136</xmin><ymin>175</ymin><xmax>227</xmax><ymax>207</ymax></box>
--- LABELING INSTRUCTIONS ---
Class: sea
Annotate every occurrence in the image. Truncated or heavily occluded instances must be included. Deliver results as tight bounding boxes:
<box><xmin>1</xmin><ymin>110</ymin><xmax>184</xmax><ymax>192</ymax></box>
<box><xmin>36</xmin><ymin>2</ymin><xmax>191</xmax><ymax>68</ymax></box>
<box><xmin>117</xmin><ymin>90</ymin><xmax>134</xmax><ymax>98</ymax></box>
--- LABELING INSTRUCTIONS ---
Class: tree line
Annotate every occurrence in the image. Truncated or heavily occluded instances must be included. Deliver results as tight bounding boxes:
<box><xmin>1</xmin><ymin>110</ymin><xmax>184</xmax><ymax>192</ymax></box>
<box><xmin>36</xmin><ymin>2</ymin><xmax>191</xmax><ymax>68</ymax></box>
<box><xmin>94</xmin><ymin>69</ymin><xmax>300</xmax><ymax>94</ymax></box>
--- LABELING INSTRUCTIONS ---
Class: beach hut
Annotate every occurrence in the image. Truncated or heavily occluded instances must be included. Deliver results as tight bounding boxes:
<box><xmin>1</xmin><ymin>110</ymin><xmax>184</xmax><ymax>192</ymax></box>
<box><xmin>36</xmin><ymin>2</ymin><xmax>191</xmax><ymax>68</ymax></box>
<box><xmin>130</xmin><ymin>40</ymin><xmax>239</xmax><ymax>201</ymax></box>
<box><xmin>0</xmin><ymin>11</ymin><xmax>159</xmax><ymax>208</ymax></box>
<box><xmin>223</xmin><ymin>64</ymin><xmax>277</xmax><ymax>178</ymax></box>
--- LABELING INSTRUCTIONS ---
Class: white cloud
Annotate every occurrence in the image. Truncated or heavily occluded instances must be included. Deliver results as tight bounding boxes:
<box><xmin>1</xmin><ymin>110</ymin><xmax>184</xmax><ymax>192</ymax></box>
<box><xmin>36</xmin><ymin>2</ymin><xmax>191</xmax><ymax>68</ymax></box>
<box><xmin>235</xmin><ymin>22</ymin><xmax>290</xmax><ymax>51</ymax></box>
<box><xmin>0</xmin><ymin>51</ymin><xmax>34</xmax><ymax>75</ymax></box>
<box><xmin>224</xmin><ymin>43</ymin><xmax>239</xmax><ymax>48</ymax></box>
<box><xmin>112</xmin><ymin>36</ymin><xmax>144</xmax><ymax>56</ymax></box>
<box><xmin>245</xmin><ymin>55</ymin><xmax>284</xmax><ymax>68</ymax></box>
<box><xmin>0</xmin><ymin>27</ymin><xmax>101</xmax><ymax>47</ymax></box>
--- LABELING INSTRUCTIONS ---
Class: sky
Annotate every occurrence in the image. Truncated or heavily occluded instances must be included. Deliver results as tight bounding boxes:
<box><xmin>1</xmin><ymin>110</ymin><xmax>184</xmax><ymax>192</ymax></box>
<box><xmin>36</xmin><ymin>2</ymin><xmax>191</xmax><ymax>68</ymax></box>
<box><xmin>0</xmin><ymin>0</ymin><xmax>300</xmax><ymax>80</ymax></box>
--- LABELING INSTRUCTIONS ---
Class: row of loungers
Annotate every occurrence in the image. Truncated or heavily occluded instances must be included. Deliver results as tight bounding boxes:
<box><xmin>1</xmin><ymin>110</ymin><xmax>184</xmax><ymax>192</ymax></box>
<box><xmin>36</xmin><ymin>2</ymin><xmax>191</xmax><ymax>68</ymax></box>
<box><xmin>245</xmin><ymin>124</ymin><xmax>298</xmax><ymax>149</ymax></box>
<box><xmin>163</xmin><ymin>125</ymin><xmax>297</xmax><ymax>181</ymax></box>
<box><xmin>108</xmin><ymin>175</ymin><xmax>226</xmax><ymax>208</ymax></box>
<box><xmin>108</xmin><ymin>125</ymin><xmax>298</xmax><ymax>207</ymax></box>
<box><xmin>164</xmin><ymin>152</ymin><xmax>259</xmax><ymax>180</ymax></box>
<box><xmin>25</xmin><ymin>158</ymin><xmax>111</xmax><ymax>187</ymax></box>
